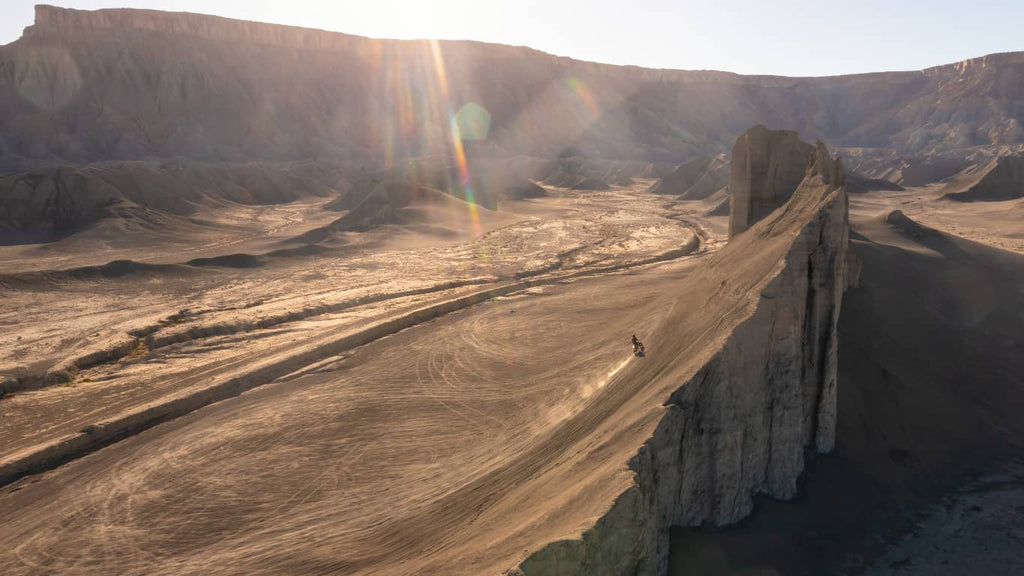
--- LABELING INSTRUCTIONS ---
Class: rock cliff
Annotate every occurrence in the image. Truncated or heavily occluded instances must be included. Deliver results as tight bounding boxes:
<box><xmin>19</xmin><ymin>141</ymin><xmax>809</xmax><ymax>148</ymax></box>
<box><xmin>515</xmin><ymin>132</ymin><xmax>849</xmax><ymax>575</ymax></box>
<box><xmin>30</xmin><ymin>4</ymin><xmax>369</xmax><ymax>52</ymax></box>
<box><xmin>3</xmin><ymin>7</ymin><xmax>1024</xmax><ymax>171</ymax></box>
<box><xmin>941</xmin><ymin>155</ymin><xmax>1024</xmax><ymax>201</ymax></box>
<box><xmin>727</xmin><ymin>126</ymin><xmax>815</xmax><ymax>237</ymax></box>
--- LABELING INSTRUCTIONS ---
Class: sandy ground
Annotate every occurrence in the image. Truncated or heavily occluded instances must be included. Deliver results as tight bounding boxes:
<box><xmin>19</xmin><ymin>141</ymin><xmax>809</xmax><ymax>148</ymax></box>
<box><xmin>1</xmin><ymin>180</ymin><xmax>731</xmax><ymax>575</ymax></box>
<box><xmin>865</xmin><ymin>460</ymin><xmax>1024</xmax><ymax>575</ymax></box>
<box><xmin>0</xmin><ymin>183</ymin><xmax>707</xmax><ymax>386</ymax></box>
<box><xmin>3</xmin><ymin>178</ymin><xmax>1022</xmax><ymax>575</ymax></box>
<box><xmin>1</xmin><ymin>266</ymin><xmax>690</xmax><ymax>575</ymax></box>
<box><xmin>849</xmin><ymin>184</ymin><xmax>1024</xmax><ymax>255</ymax></box>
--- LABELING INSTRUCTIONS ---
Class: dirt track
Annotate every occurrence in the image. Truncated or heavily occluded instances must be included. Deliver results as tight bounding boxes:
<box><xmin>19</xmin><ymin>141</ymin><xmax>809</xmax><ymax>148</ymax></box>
<box><xmin>2</xmin><ymin>259</ymin><xmax>700</xmax><ymax>575</ymax></box>
<box><xmin>0</xmin><ymin>183</ymin><xmax>725</xmax><ymax>575</ymax></box>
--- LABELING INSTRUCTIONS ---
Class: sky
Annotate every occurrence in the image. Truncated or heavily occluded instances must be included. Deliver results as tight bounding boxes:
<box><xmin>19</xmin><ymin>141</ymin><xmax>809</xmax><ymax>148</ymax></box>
<box><xmin>0</xmin><ymin>0</ymin><xmax>1022</xmax><ymax>77</ymax></box>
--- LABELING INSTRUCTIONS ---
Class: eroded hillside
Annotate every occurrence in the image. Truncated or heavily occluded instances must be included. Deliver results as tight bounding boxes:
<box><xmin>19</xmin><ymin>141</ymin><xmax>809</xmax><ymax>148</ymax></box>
<box><xmin>2</xmin><ymin>5</ymin><xmax>1024</xmax><ymax>174</ymax></box>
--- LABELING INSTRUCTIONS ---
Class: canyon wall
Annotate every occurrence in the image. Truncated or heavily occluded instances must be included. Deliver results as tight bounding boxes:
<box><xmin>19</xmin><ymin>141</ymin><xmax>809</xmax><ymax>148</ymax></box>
<box><xmin>515</xmin><ymin>136</ymin><xmax>849</xmax><ymax>575</ymax></box>
<box><xmin>3</xmin><ymin>6</ymin><xmax>1024</xmax><ymax>173</ymax></box>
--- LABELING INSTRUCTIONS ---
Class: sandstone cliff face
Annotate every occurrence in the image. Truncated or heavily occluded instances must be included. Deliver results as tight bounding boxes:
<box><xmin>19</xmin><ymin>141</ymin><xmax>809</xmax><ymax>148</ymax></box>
<box><xmin>515</xmin><ymin>136</ymin><xmax>849</xmax><ymax>576</ymax></box>
<box><xmin>728</xmin><ymin>126</ymin><xmax>814</xmax><ymax>237</ymax></box>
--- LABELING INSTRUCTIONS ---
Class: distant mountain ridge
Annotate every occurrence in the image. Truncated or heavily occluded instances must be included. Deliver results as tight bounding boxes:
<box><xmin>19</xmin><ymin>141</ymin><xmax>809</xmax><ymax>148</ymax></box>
<box><xmin>1</xmin><ymin>5</ymin><xmax>1023</xmax><ymax>172</ymax></box>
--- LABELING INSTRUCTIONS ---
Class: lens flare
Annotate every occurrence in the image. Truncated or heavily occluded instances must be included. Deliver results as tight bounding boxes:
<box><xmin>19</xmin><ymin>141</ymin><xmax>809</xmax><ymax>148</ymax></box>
<box><xmin>566</xmin><ymin>76</ymin><xmax>599</xmax><ymax>118</ymax></box>
<box><xmin>430</xmin><ymin>39</ymin><xmax>482</xmax><ymax>238</ymax></box>
<box><xmin>454</xmin><ymin>102</ymin><xmax>491</xmax><ymax>141</ymax></box>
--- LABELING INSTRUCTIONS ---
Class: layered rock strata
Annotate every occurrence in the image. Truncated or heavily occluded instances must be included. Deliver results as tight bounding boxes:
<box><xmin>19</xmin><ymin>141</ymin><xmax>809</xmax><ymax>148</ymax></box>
<box><xmin>4</xmin><ymin>7</ymin><xmax>1024</xmax><ymax>171</ymax></box>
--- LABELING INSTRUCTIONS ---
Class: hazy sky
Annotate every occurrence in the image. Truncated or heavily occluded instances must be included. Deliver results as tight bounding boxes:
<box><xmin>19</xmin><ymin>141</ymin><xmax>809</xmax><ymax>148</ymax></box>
<box><xmin>1</xmin><ymin>0</ymin><xmax>1022</xmax><ymax>76</ymax></box>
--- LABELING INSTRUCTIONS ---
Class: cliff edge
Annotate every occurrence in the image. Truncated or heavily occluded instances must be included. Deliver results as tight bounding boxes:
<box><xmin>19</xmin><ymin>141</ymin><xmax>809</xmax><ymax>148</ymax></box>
<box><xmin>515</xmin><ymin>130</ymin><xmax>849</xmax><ymax>575</ymax></box>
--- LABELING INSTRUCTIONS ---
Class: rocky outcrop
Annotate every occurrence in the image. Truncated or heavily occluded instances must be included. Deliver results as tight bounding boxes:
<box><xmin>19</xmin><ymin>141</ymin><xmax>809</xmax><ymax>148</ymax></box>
<box><xmin>0</xmin><ymin>166</ymin><xmax>118</xmax><ymax>243</ymax></box>
<box><xmin>728</xmin><ymin>126</ymin><xmax>814</xmax><ymax>236</ymax></box>
<box><xmin>329</xmin><ymin>181</ymin><xmax>455</xmax><ymax>232</ymax></box>
<box><xmin>569</xmin><ymin>177</ymin><xmax>611</xmax><ymax>191</ymax></box>
<box><xmin>649</xmin><ymin>155</ymin><xmax>729</xmax><ymax>199</ymax></box>
<box><xmin>503</xmin><ymin>180</ymin><xmax>548</xmax><ymax>199</ymax></box>
<box><xmin>941</xmin><ymin>156</ymin><xmax>1024</xmax><ymax>201</ymax></box>
<box><xmin>831</xmin><ymin>148</ymin><xmax>993</xmax><ymax>189</ymax></box>
<box><xmin>515</xmin><ymin>134</ymin><xmax>849</xmax><ymax>575</ymax></box>
<box><xmin>0</xmin><ymin>160</ymin><xmax>347</xmax><ymax>243</ymax></box>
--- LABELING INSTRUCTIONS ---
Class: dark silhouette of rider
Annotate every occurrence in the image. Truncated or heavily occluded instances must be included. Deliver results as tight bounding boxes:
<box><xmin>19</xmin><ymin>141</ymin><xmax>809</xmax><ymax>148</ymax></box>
<box><xmin>632</xmin><ymin>334</ymin><xmax>644</xmax><ymax>356</ymax></box>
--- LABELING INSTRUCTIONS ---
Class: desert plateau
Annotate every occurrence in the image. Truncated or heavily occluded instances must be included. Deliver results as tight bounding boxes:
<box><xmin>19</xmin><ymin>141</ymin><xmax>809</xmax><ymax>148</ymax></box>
<box><xmin>1</xmin><ymin>4</ymin><xmax>1023</xmax><ymax>575</ymax></box>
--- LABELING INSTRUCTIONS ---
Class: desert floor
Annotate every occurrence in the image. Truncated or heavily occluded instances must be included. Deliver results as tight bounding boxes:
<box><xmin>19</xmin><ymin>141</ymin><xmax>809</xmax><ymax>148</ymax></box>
<box><xmin>2</xmin><ymin>181</ymin><xmax>1022</xmax><ymax>575</ymax></box>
